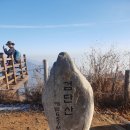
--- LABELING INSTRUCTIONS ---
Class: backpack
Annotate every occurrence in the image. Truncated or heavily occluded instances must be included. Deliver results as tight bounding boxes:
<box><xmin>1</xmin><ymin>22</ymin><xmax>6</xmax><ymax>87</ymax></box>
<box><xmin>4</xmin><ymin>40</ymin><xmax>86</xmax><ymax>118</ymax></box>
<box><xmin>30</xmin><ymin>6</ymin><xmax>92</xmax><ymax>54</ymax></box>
<box><xmin>14</xmin><ymin>50</ymin><xmax>21</xmax><ymax>63</ymax></box>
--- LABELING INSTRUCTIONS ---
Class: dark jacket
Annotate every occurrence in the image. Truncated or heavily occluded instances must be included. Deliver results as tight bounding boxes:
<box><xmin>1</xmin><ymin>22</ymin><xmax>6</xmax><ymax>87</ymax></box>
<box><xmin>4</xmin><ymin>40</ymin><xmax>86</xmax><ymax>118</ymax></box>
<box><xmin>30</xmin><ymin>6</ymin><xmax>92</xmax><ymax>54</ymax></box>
<box><xmin>3</xmin><ymin>47</ymin><xmax>15</xmax><ymax>58</ymax></box>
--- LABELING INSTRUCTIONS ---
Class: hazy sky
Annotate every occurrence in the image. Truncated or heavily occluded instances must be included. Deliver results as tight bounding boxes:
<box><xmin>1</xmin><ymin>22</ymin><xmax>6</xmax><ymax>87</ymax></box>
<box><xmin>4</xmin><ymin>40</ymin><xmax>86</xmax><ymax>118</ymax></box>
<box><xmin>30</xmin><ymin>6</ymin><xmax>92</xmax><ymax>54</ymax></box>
<box><xmin>0</xmin><ymin>0</ymin><xmax>130</xmax><ymax>64</ymax></box>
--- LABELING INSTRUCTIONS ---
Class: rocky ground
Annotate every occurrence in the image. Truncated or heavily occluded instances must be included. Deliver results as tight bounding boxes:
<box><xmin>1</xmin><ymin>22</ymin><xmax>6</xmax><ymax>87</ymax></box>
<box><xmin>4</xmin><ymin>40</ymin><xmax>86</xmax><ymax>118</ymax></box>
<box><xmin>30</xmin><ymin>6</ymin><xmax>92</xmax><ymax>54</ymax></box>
<box><xmin>0</xmin><ymin>108</ymin><xmax>129</xmax><ymax>130</ymax></box>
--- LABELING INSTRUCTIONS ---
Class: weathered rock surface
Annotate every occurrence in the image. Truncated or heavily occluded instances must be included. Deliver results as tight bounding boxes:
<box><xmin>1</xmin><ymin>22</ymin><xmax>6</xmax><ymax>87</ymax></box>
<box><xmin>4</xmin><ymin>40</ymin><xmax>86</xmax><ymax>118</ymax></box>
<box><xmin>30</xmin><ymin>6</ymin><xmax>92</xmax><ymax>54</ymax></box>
<box><xmin>42</xmin><ymin>52</ymin><xmax>94</xmax><ymax>130</ymax></box>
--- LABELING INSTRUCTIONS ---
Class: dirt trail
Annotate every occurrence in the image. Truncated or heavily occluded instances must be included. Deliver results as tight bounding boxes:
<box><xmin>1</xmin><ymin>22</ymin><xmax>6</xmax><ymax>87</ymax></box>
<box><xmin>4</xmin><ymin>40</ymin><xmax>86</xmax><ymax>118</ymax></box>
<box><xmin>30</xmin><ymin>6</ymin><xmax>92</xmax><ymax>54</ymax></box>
<box><xmin>0</xmin><ymin>111</ymin><xmax>128</xmax><ymax>130</ymax></box>
<box><xmin>91</xmin><ymin>113</ymin><xmax>126</xmax><ymax>130</ymax></box>
<box><xmin>0</xmin><ymin>111</ymin><xmax>48</xmax><ymax>130</ymax></box>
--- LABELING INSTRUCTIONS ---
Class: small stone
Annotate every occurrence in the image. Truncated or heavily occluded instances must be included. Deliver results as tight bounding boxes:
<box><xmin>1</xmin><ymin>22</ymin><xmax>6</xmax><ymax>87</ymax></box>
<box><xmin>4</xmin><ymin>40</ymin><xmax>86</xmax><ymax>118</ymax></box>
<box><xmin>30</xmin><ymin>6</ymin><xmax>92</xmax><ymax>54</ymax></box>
<box><xmin>42</xmin><ymin>52</ymin><xmax>94</xmax><ymax>130</ymax></box>
<box><xmin>27</xmin><ymin>127</ymin><xmax>30</xmax><ymax>130</ymax></box>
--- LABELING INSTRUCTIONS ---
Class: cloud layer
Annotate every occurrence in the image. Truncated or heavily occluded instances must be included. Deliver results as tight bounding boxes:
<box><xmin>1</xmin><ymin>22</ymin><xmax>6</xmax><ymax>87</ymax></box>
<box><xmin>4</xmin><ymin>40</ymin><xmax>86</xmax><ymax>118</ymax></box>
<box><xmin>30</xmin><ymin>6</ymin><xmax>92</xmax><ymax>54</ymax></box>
<box><xmin>0</xmin><ymin>19</ymin><xmax>130</xmax><ymax>29</ymax></box>
<box><xmin>0</xmin><ymin>23</ymin><xmax>95</xmax><ymax>29</ymax></box>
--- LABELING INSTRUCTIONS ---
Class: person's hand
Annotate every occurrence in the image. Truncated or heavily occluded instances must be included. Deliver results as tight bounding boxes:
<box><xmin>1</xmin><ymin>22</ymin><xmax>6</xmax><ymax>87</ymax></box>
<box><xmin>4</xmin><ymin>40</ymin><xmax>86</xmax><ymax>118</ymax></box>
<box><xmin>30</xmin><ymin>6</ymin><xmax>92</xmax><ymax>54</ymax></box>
<box><xmin>3</xmin><ymin>45</ymin><xmax>7</xmax><ymax>51</ymax></box>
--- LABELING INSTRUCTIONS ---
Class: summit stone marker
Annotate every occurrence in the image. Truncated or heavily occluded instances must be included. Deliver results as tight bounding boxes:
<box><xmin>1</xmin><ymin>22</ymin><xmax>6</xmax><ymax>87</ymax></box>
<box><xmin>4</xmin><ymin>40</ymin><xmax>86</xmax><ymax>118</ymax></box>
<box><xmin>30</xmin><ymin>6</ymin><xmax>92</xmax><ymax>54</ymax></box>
<box><xmin>42</xmin><ymin>52</ymin><xmax>94</xmax><ymax>130</ymax></box>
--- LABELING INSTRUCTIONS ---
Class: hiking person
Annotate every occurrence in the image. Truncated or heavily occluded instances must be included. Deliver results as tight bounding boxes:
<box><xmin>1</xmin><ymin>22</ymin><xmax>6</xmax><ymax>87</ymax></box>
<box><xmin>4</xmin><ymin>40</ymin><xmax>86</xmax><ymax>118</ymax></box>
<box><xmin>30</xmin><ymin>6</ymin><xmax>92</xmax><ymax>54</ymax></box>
<box><xmin>3</xmin><ymin>41</ymin><xmax>21</xmax><ymax>80</ymax></box>
<box><xmin>3</xmin><ymin>41</ymin><xmax>21</xmax><ymax>63</ymax></box>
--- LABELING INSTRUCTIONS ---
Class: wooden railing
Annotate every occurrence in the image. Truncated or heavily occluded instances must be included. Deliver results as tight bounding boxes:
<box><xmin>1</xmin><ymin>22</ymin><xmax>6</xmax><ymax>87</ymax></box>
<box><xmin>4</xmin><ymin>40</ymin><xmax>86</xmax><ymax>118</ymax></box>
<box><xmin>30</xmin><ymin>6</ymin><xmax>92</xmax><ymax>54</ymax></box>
<box><xmin>0</xmin><ymin>53</ymin><xmax>28</xmax><ymax>89</ymax></box>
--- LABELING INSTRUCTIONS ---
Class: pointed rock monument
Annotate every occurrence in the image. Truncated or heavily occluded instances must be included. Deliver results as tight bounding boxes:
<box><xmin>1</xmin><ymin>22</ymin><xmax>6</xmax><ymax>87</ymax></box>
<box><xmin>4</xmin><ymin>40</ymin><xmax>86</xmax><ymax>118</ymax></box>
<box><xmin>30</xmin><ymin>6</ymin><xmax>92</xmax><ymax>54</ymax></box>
<box><xmin>42</xmin><ymin>52</ymin><xmax>94</xmax><ymax>130</ymax></box>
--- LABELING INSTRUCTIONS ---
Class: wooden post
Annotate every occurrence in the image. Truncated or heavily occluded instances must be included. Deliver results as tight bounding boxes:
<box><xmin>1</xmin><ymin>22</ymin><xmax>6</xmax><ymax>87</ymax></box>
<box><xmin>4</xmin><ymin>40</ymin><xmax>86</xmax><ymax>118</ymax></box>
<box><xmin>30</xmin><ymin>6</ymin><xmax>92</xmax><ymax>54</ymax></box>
<box><xmin>23</xmin><ymin>54</ymin><xmax>28</xmax><ymax>75</ymax></box>
<box><xmin>124</xmin><ymin>70</ymin><xmax>130</xmax><ymax>104</ymax></box>
<box><xmin>11</xmin><ymin>55</ymin><xmax>17</xmax><ymax>84</ymax></box>
<box><xmin>20</xmin><ymin>59</ymin><xmax>24</xmax><ymax>79</ymax></box>
<box><xmin>0</xmin><ymin>53</ymin><xmax>9</xmax><ymax>89</ymax></box>
<box><xmin>43</xmin><ymin>59</ymin><xmax>48</xmax><ymax>83</ymax></box>
<box><xmin>24</xmin><ymin>81</ymin><xmax>28</xmax><ymax>101</ymax></box>
<box><xmin>0</xmin><ymin>53</ymin><xmax>4</xmax><ymax>74</ymax></box>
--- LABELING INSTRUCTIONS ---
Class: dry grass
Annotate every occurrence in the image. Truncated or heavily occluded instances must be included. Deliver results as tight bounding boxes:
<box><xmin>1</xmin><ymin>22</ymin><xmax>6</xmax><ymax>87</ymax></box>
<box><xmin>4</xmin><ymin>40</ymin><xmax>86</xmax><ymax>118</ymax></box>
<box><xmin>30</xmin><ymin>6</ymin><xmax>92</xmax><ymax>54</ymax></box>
<box><xmin>25</xmin><ymin>69</ymin><xmax>44</xmax><ymax>103</ymax></box>
<box><xmin>80</xmin><ymin>48</ymin><xmax>128</xmax><ymax>106</ymax></box>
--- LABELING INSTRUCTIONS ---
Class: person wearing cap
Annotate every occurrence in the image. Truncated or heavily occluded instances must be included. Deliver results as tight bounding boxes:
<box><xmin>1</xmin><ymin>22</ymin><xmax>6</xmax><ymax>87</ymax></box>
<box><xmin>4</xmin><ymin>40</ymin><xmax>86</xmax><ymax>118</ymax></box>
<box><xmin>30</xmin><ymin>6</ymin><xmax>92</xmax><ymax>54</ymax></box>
<box><xmin>3</xmin><ymin>41</ymin><xmax>15</xmax><ymax>58</ymax></box>
<box><xmin>3</xmin><ymin>41</ymin><xmax>17</xmax><ymax>80</ymax></box>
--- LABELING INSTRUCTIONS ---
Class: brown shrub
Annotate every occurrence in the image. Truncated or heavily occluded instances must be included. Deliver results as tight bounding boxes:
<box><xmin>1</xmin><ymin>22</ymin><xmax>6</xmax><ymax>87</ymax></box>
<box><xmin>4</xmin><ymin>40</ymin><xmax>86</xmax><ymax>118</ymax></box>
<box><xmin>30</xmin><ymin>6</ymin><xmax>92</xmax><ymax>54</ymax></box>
<box><xmin>80</xmin><ymin>48</ymin><xmax>127</xmax><ymax>106</ymax></box>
